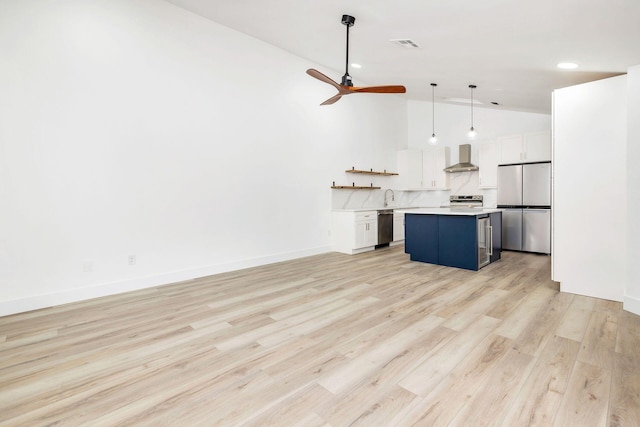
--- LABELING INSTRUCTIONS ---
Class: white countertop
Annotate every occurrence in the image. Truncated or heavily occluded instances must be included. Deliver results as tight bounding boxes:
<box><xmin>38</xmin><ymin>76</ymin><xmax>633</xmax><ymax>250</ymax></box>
<box><xmin>332</xmin><ymin>206</ymin><xmax>421</xmax><ymax>212</ymax></box>
<box><xmin>332</xmin><ymin>206</ymin><xmax>501</xmax><ymax>215</ymax></box>
<box><xmin>394</xmin><ymin>207</ymin><xmax>503</xmax><ymax>216</ymax></box>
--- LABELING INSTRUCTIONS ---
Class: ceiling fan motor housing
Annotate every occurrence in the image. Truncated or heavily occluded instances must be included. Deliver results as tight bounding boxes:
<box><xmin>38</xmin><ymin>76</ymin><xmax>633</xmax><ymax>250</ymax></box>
<box><xmin>341</xmin><ymin>15</ymin><xmax>355</xmax><ymax>26</ymax></box>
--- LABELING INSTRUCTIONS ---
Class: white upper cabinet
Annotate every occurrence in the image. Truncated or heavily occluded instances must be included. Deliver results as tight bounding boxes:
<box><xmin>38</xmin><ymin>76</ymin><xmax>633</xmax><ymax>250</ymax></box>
<box><xmin>478</xmin><ymin>140</ymin><xmax>500</xmax><ymax>188</ymax></box>
<box><xmin>499</xmin><ymin>131</ymin><xmax>551</xmax><ymax>164</ymax></box>
<box><xmin>499</xmin><ymin>135</ymin><xmax>524</xmax><ymax>164</ymax></box>
<box><xmin>397</xmin><ymin>149</ymin><xmax>423</xmax><ymax>189</ymax></box>
<box><xmin>523</xmin><ymin>131</ymin><xmax>552</xmax><ymax>162</ymax></box>
<box><xmin>397</xmin><ymin>147</ymin><xmax>450</xmax><ymax>190</ymax></box>
<box><xmin>423</xmin><ymin>147</ymin><xmax>450</xmax><ymax>190</ymax></box>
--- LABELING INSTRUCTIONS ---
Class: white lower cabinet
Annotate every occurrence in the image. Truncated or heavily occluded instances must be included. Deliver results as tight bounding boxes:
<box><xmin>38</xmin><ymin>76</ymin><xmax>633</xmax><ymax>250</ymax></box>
<box><xmin>393</xmin><ymin>212</ymin><xmax>405</xmax><ymax>242</ymax></box>
<box><xmin>331</xmin><ymin>211</ymin><xmax>378</xmax><ymax>254</ymax></box>
<box><xmin>355</xmin><ymin>216</ymin><xmax>377</xmax><ymax>248</ymax></box>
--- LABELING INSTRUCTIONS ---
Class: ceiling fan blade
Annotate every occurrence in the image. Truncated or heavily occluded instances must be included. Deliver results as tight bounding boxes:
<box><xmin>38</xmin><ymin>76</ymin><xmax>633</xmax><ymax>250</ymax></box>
<box><xmin>320</xmin><ymin>93</ymin><xmax>345</xmax><ymax>105</ymax></box>
<box><xmin>350</xmin><ymin>85</ymin><xmax>407</xmax><ymax>94</ymax></box>
<box><xmin>306</xmin><ymin>69</ymin><xmax>342</xmax><ymax>90</ymax></box>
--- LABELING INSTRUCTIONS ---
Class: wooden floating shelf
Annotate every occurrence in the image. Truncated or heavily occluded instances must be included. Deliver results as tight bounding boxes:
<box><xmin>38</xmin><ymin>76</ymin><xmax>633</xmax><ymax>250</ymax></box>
<box><xmin>331</xmin><ymin>185</ymin><xmax>382</xmax><ymax>190</ymax></box>
<box><xmin>345</xmin><ymin>168</ymin><xmax>398</xmax><ymax>176</ymax></box>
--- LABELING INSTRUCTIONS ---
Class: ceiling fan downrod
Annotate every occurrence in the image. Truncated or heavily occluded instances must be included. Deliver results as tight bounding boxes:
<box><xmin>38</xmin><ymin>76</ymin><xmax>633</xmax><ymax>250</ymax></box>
<box><xmin>341</xmin><ymin>14</ymin><xmax>355</xmax><ymax>87</ymax></box>
<box><xmin>305</xmin><ymin>14</ymin><xmax>405</xmax><ymax>105</ymax></box>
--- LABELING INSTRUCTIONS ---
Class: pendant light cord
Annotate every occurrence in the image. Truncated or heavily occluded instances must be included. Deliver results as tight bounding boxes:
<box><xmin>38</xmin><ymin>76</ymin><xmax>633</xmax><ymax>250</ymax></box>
<box><xmin>432</xmin><ymin>84</ymin><xmax>436</xmax><ymax>135</ymax></box>
<box><xmin>467</xmin><ymin>84</ymin><xmax>477</xmax><ymax>139</ymax></box>
<box><xmin>469</xmin><ymin>84</ymin><xmax>476</xmax><ymax>129</ymax></box>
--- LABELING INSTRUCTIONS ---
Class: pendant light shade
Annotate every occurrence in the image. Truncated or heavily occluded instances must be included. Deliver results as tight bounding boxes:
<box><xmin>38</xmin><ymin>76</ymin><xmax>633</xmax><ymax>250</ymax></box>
<box><xmin>429</xmin><ymin>83</ymin><xmax>437</xmax><ymax>145</ymax></box>
<box><xmin>467</xmin><ymin>84</ymin><xmax>477</xmax><ymax>139</ymax></box>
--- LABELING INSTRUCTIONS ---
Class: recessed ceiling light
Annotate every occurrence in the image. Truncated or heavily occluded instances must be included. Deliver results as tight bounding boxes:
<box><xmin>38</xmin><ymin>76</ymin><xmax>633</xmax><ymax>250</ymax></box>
<box><xmin>389</xmin><ymin>39</ymin><xmax>420</xmax><ymax>48</ymax></box>
<box><xmin>351</xmin><ymin>63</ymin><xmax>361</xmax><ymax>69</ymax></box>
<box><xmin>557</xmin><ymin>62</ymin><xmax>579</xmax><ymax>69</ymax></box>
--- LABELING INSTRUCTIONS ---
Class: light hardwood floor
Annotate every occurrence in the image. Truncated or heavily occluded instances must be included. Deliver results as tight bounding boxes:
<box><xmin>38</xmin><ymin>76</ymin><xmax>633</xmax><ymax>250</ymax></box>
<box><xmin>1</xmin><ymin>246</ymin><xmax>639</xmax><ymax>426</ymax></box>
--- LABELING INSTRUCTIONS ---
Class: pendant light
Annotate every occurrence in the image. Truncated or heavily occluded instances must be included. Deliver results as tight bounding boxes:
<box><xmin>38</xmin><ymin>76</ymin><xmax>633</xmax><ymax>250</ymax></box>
<box><xmin>467</xmin><ymin>84</ymin><xmax>477</xmax><ymax>139</ymax></box>
<box><xmin>429</xmin><ymin>83</ymin><xmax>438</xmax><ymax>145</ymax></box>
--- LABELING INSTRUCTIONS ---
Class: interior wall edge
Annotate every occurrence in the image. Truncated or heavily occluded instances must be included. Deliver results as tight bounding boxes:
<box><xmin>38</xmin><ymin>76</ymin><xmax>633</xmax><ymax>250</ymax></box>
<box><xmin>623</xmin><ymin>295</ymin><xmax>640</xmax><ymax>316</ymax></box>
<box><xmin>0</xmin><ymin>245</ymin><xmax>331</xmax><ymax>317</ymax></box>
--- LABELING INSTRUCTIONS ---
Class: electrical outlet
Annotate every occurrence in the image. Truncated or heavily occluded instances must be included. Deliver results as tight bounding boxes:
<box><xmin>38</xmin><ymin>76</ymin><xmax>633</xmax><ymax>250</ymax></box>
<box><xmin>82</xmin><ymin>261</ymin><xmax>93</xmax><ymax>272</ymax></box>
<box><xmin>128</xmin><ymin>255</ymin><xmax>136</xmax><ymax>266</ymax></box>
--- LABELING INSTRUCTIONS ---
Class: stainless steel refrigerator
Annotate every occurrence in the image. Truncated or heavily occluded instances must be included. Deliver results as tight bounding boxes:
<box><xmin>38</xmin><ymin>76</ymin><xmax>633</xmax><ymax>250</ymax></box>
<box><xmin>497</xmin><ymin>162</ymin><xmax>551</xmax><ymax>254</ymax></box>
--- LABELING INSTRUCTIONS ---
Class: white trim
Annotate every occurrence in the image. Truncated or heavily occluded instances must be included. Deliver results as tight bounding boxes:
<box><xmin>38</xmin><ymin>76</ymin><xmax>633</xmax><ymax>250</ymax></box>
<box><xmin>331</xmin><ymin>247</ymin><xmax>375</xmax><ymax>255</ymax></box>
<box><xmin>624</xmin><ymin>295</ymin><xmax>640</xmax><ymax>316</ymax></box>
<box><xmin>0</xmin><ymin>246</ymin><xmax>331</xmax><ymax>317</ymax></box>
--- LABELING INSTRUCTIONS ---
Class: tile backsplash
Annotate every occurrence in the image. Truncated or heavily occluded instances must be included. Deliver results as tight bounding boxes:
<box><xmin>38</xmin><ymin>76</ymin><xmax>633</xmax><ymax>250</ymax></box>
<box><xmin>331</xmin><ymin>171</ymin><xmax>497</xmax><ymax>210</ymax></box>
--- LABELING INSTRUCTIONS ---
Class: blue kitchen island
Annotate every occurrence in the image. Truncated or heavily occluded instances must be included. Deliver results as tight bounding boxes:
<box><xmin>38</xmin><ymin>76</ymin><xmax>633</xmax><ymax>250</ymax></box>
<box><xmin>397</xmin><ymin>208</ymin><xmax>502</xmax><ymax>271</ymax></box>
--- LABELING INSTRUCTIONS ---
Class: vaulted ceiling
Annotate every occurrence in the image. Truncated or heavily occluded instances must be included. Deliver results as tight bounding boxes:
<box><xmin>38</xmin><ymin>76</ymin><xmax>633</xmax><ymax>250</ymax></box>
<box><xmin>165</xmin><ymin>0</ymin><xmax>640</xmax><ymax>114</ymax></box>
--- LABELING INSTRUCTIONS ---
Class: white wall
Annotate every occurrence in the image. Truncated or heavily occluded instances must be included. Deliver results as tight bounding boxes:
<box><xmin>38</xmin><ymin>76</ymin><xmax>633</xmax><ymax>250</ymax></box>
<box><xmin>625</xmin><ymin>66</ymin><xmax>640</xmax><ymax>313</ymax></box>
<box><xmin>553</xmin><ymin>76</ymin><xmax>628</xmax><ymax>302</ymax></box>
<box><xmin>0</xmin><ymin>0</ymin><xmax>407</xmax><ymax>315</ymax></box>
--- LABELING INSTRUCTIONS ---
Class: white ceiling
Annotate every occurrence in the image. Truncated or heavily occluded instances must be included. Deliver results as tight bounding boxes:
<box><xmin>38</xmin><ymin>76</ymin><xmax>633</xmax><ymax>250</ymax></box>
<box><xmin>165</xmin><ymin>0</ymin><xmax>640</xmax><ymax>114</ymax></box>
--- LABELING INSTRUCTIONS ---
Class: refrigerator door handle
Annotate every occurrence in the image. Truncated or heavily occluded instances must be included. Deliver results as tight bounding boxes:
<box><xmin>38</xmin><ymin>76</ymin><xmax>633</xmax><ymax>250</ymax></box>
<box><xmin>487</xmin><ymin>225</ymin><xmax>493</xmax><ymax>256</ymax></box>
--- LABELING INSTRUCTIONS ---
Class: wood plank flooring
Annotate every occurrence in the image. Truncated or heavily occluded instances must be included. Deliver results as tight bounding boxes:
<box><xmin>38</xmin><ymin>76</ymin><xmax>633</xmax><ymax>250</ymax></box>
<box><xmin>1</xmin><ymin>246</ymin><xmax>639</xmax><ymax>426</ymax></box>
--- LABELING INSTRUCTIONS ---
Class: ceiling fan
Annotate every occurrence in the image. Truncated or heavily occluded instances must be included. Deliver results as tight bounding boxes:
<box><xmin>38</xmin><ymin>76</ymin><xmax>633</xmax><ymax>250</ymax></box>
<box><xmin>306</xmin><ymin>15</ymin><xmax>406</xmax><ymax>105</ymax></box>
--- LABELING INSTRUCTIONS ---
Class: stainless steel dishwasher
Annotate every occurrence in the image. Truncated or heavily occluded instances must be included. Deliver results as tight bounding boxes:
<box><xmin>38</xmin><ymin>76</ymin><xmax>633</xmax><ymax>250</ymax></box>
<box><xmin>377</xmin><ymin>209</ymin><xmax>394</xmax><ymax>247</ymax></box>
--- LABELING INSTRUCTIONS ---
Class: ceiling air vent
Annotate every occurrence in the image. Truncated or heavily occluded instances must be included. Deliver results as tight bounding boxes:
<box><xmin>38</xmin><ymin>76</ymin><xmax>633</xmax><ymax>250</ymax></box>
<box><xmin>390</xmin><ymin>39</ymin><xmax>420</xmax><ymax>48</ymax></box>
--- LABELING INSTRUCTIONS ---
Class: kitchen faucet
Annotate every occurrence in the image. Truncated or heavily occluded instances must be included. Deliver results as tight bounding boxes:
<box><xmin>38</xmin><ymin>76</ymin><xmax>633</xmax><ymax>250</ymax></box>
<box><xmin>384</xmin><ymin>189</ymin><xmax>395</xmax><ymax>207</ymax></box>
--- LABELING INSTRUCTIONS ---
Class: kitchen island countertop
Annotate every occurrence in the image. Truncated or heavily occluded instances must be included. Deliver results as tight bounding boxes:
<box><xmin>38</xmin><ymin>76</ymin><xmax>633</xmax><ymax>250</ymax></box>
<box><xmin>395</xmin><ymin>208</ymin><xmax>503</xmax><ymax>216</ymax></box>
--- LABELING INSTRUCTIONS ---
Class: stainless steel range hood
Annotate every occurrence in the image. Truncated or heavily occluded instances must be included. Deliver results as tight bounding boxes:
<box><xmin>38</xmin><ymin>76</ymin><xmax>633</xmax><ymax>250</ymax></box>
<box><xmin>443</xmin><ymin>144</ymin><xmax>479</xmax><ymax>173</ymax></box>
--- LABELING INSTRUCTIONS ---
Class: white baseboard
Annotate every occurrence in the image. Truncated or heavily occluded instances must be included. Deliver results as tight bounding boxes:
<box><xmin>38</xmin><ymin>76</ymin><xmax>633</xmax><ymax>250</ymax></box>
<box><xmin>624</xmin><ymin>295</ymin><xmax>640</xmax><ymax>316</ymax></box>
<box><xmin>0</xmin><ymin>246</ymin><xmax>331</xmax><ymax>317</ymax></box>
